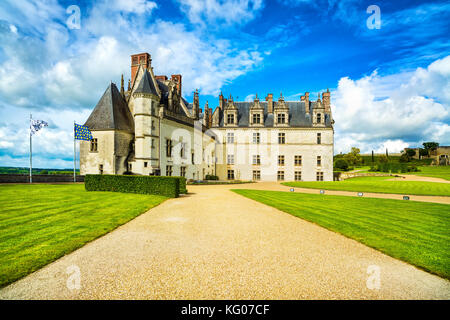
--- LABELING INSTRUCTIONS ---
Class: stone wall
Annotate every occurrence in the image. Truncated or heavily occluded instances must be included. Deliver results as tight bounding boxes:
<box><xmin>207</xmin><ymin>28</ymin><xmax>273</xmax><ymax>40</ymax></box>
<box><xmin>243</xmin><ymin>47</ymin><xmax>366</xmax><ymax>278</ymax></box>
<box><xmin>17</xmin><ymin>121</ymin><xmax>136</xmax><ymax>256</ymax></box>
<box><xmin>0</xmin><ymin>174</ymin><xmax>84</xmax><ymax>183</ymax></box>
<box><xmin>337</xmin><ymin>172</ymin><xmax>391</xmax><ymax>181</ymax></box>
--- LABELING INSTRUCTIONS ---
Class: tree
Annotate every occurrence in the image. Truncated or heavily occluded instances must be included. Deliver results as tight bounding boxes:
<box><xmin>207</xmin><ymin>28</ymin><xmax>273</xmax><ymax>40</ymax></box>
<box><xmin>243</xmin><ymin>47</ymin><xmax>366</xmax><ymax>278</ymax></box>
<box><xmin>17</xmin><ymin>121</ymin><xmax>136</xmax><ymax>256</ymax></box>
<box><xmin>334</xmin><ymin>159</ymin><xmax>349</xmax><ymax>171</ymax></box>
<box><xmin>343</xmin><ymin>147</ymin><xmax>362</xmax><ymax>165</ymax></box>
<box><xmin>405</xmin><ymin>148</ymin><xmax>416</xmax><ymax>158</ymax></box>
<box><xmin>418</xmin><ymin>148</ymin><xmax>428</xmax><ymax>159</ymax></box>
<box><xmin>378</xmin><ymin>154</ymin><xmax>388</xmax><ymax>163</ymax></box>
<box><xmin>40</xmin><ymin>170</ymin><xmax>48</xmax><ymax>174</ymax></box>
<box><xmin>422</xmin><ymin>142</ymin><xmax>439</xmax><ymax>157</ymax></box>
<box><xmin>399</xmin><ymin>153</ymin><xmax>410</xmax><ymax>163</ymax></box>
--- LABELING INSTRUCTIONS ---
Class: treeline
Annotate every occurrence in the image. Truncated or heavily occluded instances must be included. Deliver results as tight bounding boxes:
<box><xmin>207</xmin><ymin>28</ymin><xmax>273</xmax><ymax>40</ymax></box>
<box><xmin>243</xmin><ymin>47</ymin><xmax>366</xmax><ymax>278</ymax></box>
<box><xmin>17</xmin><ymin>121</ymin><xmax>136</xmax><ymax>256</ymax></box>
<box><xmin>0</xmin><ymin>167</ymin><xmax>79</xmax><ymax>175</ymax></box>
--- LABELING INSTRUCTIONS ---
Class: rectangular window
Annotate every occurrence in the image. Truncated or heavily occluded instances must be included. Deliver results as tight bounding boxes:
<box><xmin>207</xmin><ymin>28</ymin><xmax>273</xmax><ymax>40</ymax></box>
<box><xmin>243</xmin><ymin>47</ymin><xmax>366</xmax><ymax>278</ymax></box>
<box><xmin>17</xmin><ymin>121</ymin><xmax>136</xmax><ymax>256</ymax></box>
<box><xmin>295</xmin><ymin>171</ymin><xmax>302</xmax><ymax>181</ymax></box>
<box><xmin>90</xmin><ymin>138</ymin><xmax>98</xmax><ymax>152</ymax></box>
<box><xmin>151</xmin><ymin>138</ymin><xmax>155</xmax><ymax>149</ymax></box>
<box><xmin>253</xmin><ymin>155</ymin><xmax>261</xmax><ymax>165</ymax></box>
<box><xmin>317</xmin><ymin>133</ymin><xmax>321</xmax><ymax>144</ymax></box>
<box><xmin>253</xmin><ymin>132</ymin><xmax>260</xmax><ymax>144</ymax></box>
<box><xmin>227</xmin><ymin>114</ymin><xmax>234</xmax><ymax>124</ymax></box>
<box><xmin>278</xmin><ymin>155</ymin><xmax>285</xmax><ymax>166</ymax></box>
<box><xmin>227</xmin><ymin>132</ymin><xmax>234</xmax><ymax>143</ymax></box>
<box><xmin>180</xmin><ymin>166</ymin><xmax>186</xmax><ymax>178</ymax></box>
<box><xmin>166</xmin><ymin>165</ymin><xmax>173</xmax><ymax>176</ymax></box>
<box><xmin>166</xmin><ymin>139</ymin><xmax>173</xmax><ymax>157</ymax></box>
<box><xmin>316</xmin><ymin>172</ymin><xmax>324</xmax><ymax>181</ymax></box>
<box><xmin>191</xmin><ymin>152</ymin><xmax>195</xmax><ymax>164</ymax></box>
<box><xmin>151</xmin><ymin>120</ymin><xmax>155</xmax><ymax>130</ymax></box>
<box><xmin>278</xmin><ymin>132</ymin><xmax>285</xmax><ymax>144</ymax></box>
<box><xmin>252</xmin><ymin>113</ymin><xmax>261</xmax><ymax>124</ymax></box>
<box><xmin>144</xmin><ymin>162</ymin><xmax>148</xmax><ymax>168</ymax></box>
<box><xmin>317</xmin><ymin>156</ymin><xmax>322</xmax><ymax>166</ymax></box>
<box><xmin>253</xmin><ymin>170</ymin><xmax>261</xmax><ymax>181</ymax></box>
<box><xmin>277</xmin><ymin>113</ymin><xmax>286</xmax><ymax>124</ymax></box>
<box><xmin>294</xmin><ymin>155</ymin><xmax>302</xmax><ymax>166</ymax></box>
<box><xmin>227</xmin><ymin>169</ymin><xmax>235</xmax><ymax>180</ymax></box>
<box><xmin>277</xmin><ymin>171</ymin><xmax>284</xmax><ymax>181</ymax></box>
<box><xmin>99</xmin><ymin>164</ymin><xmax>103</xmax><ymax>175</ymax></box>
<box><xmin>227</xmin><ymin>154</ymin><xmax>234</xmax><ymax>165</ymax></box>
<box><xmin>317</xmin><ymin>113</ymin><xmax>322</xmax><ymax>123</ymax></box>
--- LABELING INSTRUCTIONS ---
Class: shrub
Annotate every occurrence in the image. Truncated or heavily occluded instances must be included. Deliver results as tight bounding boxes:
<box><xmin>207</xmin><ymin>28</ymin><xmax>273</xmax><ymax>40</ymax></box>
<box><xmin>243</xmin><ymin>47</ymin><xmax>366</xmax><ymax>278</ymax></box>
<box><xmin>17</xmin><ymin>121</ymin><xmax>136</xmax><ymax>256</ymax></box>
<box><xmin>39</xmin><ymin>170</ymin><xmax>48</xmax><ymax>174</ymax></box>
<box><xmin>399</xmin><ymin>153</ymin><xmax>410</xmax><ymax>163</ymax></box>
<box><xmin>205</xmin><ymin>175</ymin><xmax>219</xmax><ymax>180</ymax></box>
<box><xmin>85</xmin><ymin>174</ymin><xmax>180</xmax><ymax>198</ymax></box>
<box><xmin>334</xmin><ymin>159</ymin><xmax>349</xmax><ymax>171</ymax></box>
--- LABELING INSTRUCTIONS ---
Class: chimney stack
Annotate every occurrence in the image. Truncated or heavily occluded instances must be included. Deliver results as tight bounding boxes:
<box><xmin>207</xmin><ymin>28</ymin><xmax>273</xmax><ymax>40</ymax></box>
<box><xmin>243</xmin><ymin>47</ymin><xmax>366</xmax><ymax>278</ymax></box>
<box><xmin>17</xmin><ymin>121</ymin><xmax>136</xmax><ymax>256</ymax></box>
<box><xmin>171</xmin><ymin>74</ymin><xmax>182</xmax><ymax>95</ymax></box>
<box><xmin>266</xmin><ymin>93</ymin><xmax>273</xmax><ymax>113</ymax></box>
<box><xmin>304</xmin><ymin>92</ymin><xmax>310</xmax><ymax>115</ymax></box>
<box><xmin>322</xmin><ymin>88</ymin><xmax>331</xmax><ymax>113</ymax></box>
<box><xmin>219</xmin><ymin>92</ymin><xmax>224</xmax><ymax>110</ymax></box>
<box><xmin>131</xmin><ymin>53</ymin><xmax>151</xmax><ymax>85</ymax></box>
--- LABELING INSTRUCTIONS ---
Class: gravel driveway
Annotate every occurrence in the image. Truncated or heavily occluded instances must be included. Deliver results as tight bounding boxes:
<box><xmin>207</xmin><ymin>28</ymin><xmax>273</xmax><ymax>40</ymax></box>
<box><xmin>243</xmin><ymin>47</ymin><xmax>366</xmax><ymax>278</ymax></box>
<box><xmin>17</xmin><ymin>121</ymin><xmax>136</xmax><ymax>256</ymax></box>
<box><xmin>1</xmin><ymin>183</ymin><xmax>449</xmax><ymax>299</ymax></box>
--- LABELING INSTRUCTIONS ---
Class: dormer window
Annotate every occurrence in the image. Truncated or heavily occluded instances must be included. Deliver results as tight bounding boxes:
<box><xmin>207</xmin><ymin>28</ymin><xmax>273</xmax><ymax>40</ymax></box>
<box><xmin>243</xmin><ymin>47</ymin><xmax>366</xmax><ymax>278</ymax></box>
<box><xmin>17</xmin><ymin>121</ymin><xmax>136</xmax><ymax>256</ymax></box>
<box><xmin>252</xmin><ymin>113</ymin><xmax>261</xmax><ymax>124</ymax></box>
<box><xmin>317</xmin><ymin>113</ymin><xmax>322</xmax><ymax>123</ymax></box>
<box><xmin>277</xmin><ymin>113</ymin><xmax>286</xmax><ymax>124</ymax></box>
<box><xmin>227</xmin><ymin>114</ymin><xmax>235</xmax><ymax>124</ymax></box>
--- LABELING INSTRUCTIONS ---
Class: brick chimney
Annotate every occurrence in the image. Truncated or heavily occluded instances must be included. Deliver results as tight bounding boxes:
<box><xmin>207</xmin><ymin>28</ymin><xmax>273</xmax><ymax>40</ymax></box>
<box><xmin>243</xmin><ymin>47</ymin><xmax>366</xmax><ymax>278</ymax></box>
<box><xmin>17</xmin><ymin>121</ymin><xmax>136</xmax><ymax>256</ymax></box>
<box><xmin>171</xmin><ymin>74</ymin><xmax>182</xmax><ymax>95</ymax></box>
<box><xmin>265</xmin><ymin>93</ymin><xmax>273</xmax><ymax>113</ymax></box>
<box><xmin>131</xmin><ymin>53</ymin><xmax>151</xmax><ymax>85</ymax></box>
<box><xmin>304</xmin><ymin>92</ymin><xmax>310</xmax><ymax>115</ymax></box>
<box><xmin>219</xmin><ymin>92</ymin><xmax>225</xmax><ymax>110</ymax></box>
<box><xmin>322</xmin><ymin>88</ymin><xmax>330</xmax><ymax>113</ymax></box>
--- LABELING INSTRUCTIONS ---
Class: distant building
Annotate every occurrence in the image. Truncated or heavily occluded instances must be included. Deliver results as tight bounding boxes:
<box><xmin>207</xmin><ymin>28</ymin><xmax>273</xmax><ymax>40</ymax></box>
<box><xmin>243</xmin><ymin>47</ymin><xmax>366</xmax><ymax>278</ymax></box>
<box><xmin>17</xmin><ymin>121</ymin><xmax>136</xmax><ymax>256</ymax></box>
<box><xmin>80</xmin><ymin>52</ymin><xmax>335</xmax><ymax>181</ymax></box>
<box><xmin>404</xmin><ymin>146</ymin><xmax>449</xmax><ymax>165</ymax></box>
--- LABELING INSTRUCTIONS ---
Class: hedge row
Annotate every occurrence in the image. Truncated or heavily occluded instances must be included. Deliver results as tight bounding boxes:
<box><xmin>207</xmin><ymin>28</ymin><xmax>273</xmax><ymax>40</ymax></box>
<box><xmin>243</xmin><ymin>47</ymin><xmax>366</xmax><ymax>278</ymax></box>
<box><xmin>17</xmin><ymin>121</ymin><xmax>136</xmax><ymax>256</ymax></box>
<box><xmin>85</xmin><ymin>174</ymin><xmax>186</xmax><ymax>198</ymax></box>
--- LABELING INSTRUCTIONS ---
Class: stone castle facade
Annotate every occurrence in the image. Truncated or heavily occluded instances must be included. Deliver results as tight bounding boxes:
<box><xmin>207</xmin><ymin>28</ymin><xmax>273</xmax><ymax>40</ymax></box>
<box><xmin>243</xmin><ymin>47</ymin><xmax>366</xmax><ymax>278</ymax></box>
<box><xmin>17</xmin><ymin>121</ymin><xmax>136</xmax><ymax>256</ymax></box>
<box><xmin>80</xmin><ymin>52</ymin><xmax>335</xmax><ymax>181</ymax></box>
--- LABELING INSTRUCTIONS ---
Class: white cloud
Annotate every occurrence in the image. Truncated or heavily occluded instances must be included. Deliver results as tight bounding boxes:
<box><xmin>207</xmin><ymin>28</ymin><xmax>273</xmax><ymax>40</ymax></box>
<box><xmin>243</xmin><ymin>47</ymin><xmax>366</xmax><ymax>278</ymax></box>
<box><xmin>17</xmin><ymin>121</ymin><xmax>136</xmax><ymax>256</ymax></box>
<box><xmin>332</xmin><ymin>55</ymin><xmax>450</xmax><ymax>154</ymax></box>
<box><xmin>111</xmin><ymin>0</ymin><xmax>157</xmax><ymax>14</ymax></box>
<box><xmin>177</xmin><ymin>0</ymin><xmax>264</xmax><ymax>26</ymax></box>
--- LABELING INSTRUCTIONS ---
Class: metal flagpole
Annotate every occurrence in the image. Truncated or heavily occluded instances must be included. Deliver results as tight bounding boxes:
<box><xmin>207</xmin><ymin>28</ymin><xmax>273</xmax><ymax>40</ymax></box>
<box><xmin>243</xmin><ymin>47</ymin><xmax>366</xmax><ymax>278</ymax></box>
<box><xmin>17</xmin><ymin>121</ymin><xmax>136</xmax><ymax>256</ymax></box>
<box><xmin>73</xmin><ymin>121</ymin><xmax>76</xmax><ymax>183</ymax></box>
<box><xmin>29</xmin><ymin>114</ymin><xmax>32</xmax><ymax>184</ymax></box>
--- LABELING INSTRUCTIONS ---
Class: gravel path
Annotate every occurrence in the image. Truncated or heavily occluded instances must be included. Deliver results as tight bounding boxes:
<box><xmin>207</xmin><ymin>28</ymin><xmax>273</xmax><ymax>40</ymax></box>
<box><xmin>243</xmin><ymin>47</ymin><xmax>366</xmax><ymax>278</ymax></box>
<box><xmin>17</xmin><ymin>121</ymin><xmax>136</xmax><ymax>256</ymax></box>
<box><xmin>1</xmin><ymin>183</ymin><xmax>449</xmax><ymax>299</ymax></box>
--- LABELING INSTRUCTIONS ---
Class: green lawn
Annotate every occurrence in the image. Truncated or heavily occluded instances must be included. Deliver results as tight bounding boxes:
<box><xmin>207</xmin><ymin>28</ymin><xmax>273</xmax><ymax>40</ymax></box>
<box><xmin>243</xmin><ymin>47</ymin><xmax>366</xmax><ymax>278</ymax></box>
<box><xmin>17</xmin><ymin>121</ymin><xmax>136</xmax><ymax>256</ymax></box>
<box><xmin>0</xmin><ymin>184</ymin><xmax>167</xmax><ymax>288</ymax></box>
<box><xmin>283</xmin><ymin>176</ymin><xmax>450</xmax><ymax>196</ymax></box>
<box><xmin>232</xmin><ymin>189</ymin><xmax>450</xmax><ymax>279</ymax></box>
<box><xmin>407</xmin><ymin>166</ymin><xmax>450</xmax><ymax>181</ymax></box>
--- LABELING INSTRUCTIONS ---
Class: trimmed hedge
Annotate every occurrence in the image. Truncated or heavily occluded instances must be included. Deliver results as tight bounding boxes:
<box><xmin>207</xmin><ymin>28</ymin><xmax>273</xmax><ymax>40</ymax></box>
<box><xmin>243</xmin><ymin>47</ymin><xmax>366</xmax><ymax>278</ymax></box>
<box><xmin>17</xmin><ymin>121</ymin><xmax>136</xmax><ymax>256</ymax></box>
<box><xmin>85</xmin><ymin>174</ymin><xmax>181</xmax><ymax>198</ymax></box>
<box><xmin>177</xmin><ymin>176</ymin><xmax>187</xmax><ymax>194</ymax></box>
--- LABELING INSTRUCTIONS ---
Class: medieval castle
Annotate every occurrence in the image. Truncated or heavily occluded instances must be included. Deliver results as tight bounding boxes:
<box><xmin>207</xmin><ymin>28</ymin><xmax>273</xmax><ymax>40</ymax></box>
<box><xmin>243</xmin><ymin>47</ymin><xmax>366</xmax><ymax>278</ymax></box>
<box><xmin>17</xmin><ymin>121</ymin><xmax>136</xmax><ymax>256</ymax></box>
<box><xmin>80</xmin><ymin>52</ymin><xmax>334</xmax><ymax>181</ymax></box>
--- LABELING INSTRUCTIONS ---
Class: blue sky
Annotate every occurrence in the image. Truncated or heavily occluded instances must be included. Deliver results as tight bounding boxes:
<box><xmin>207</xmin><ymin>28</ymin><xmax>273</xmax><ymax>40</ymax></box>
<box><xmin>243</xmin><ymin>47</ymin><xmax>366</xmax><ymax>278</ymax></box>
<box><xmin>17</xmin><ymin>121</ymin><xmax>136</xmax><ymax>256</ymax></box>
<box><xmin>0</xmin><ymin>0</ymin><xmax>449</xmax><ymax>168</ymax></box>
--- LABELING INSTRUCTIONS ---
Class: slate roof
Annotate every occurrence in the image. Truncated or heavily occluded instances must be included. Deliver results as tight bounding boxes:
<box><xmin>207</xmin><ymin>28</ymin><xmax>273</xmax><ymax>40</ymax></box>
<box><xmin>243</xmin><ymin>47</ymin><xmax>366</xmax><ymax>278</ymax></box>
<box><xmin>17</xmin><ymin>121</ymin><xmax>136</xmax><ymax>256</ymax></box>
<box><xmin>134</xmin><ymin>70</ymin><xmax>158</xmax><ymax>96</ymax></box>
<box><xmin>218</xmin><ymin>101</ymin><xmax>332</xmax><ymax>128</ymax></box>
<box><xmin>84</xmin><ymin>83</ymin><xmax>134</xmax><ymax>132</ymax></box>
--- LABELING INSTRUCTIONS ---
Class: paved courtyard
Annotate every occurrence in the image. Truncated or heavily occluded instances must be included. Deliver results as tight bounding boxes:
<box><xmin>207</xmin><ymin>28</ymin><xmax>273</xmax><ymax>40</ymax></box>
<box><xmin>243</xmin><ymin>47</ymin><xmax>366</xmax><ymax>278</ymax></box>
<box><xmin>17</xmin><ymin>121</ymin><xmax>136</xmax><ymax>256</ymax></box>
<box><xmin>1</xmin><ymin>182</ymin><xmax>449</xmax><ymax>299</ymax></box>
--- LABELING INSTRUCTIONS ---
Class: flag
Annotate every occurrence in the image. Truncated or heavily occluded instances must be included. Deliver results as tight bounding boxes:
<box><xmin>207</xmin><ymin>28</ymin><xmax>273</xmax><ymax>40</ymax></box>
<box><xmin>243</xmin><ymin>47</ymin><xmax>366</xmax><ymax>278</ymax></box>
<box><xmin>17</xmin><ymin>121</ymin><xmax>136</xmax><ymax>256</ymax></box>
<box><xmin>30</xmin><ymin>119</ymin><xmax>48</xmax><ymax>135</ymax></box>
<box><xmin>74</xmin><ymin>123</ymin><xmax>93</xmax><ymax>141</ymax></box>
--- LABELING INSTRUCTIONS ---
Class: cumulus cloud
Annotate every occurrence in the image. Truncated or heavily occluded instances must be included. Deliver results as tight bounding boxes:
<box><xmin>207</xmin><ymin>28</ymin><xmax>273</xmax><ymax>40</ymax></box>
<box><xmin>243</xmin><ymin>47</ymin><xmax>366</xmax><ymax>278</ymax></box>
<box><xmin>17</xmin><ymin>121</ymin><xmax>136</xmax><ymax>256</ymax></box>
<box><xmin>177</xmin><ymin>0</ymin><xmax>264</xmax><ymax>26</ymax></box>
<box><xmin>332</xmin><ymin>55</ymin><xmax>450</xmax><ymax>154</ymax></box>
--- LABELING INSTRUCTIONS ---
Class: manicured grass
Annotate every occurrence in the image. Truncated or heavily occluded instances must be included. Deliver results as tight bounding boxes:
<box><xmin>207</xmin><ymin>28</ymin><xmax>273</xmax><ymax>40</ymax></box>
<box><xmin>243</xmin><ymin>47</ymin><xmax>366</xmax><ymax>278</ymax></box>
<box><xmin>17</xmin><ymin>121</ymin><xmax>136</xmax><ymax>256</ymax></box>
<box><xmin>0</xmin><ymin>184</ymin><xmax>167</xmax><ymax>288</ymax></box>
<box><xmin>283</xmin><ymin>176</ymin><xmax>450</xmax><ymax>196</ymax></box>
<box><xmin>232</xmin><ymin>189</ymin><xmax>450</xmax><ymax>279</ymax></box>
<box><xmin>408</xmin><ymin>166</ymin><xmax>450</xmax><ymax>181</ymax></box>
